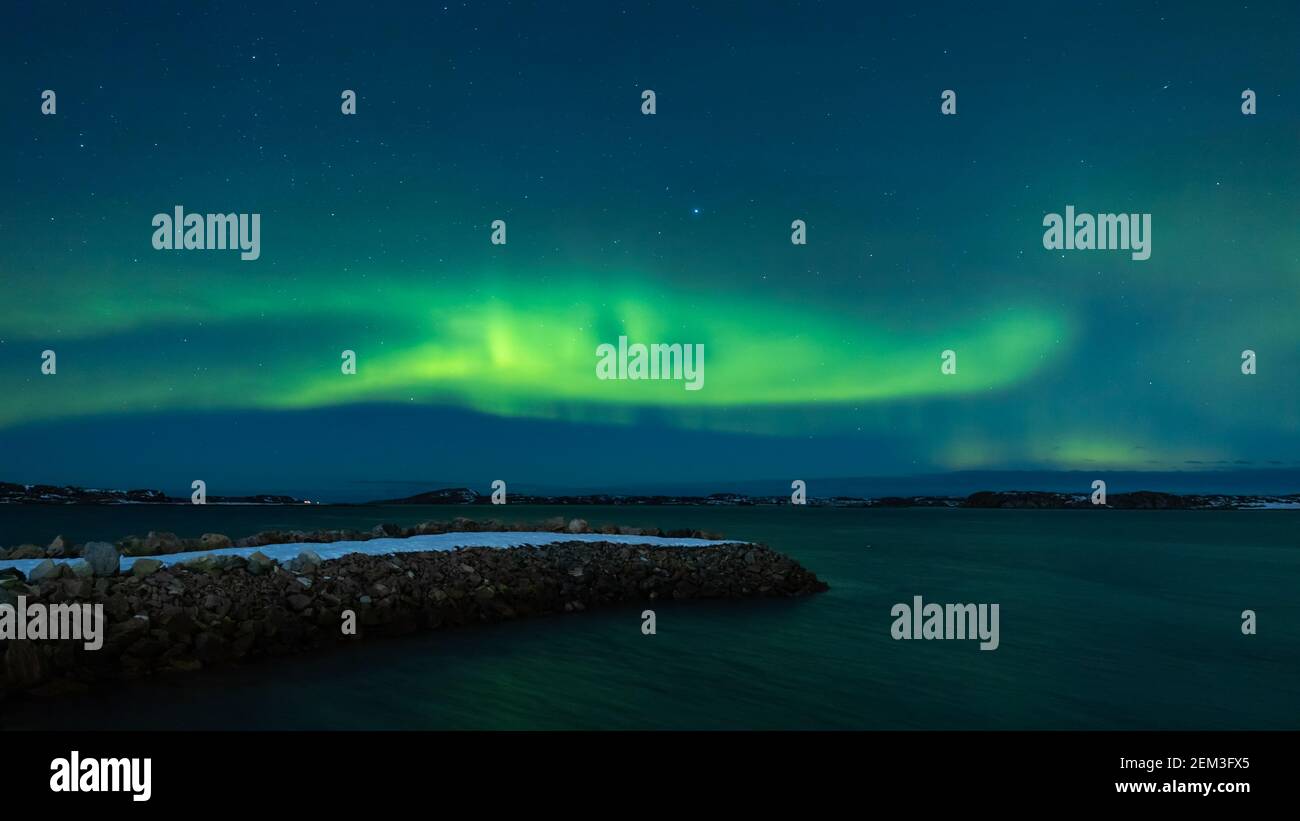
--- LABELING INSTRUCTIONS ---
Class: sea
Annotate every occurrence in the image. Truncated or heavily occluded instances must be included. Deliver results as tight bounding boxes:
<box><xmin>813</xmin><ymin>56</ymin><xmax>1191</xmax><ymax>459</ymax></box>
<box><xmin>1</xmin><ymin>505</ymin><xmax>1296</xmax><ymax>730</ymax></box>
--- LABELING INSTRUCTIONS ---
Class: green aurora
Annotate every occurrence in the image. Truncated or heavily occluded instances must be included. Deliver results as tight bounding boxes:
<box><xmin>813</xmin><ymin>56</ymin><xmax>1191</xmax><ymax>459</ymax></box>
<box><xmin>1</xmin><ymin>1</ymin><xmax>1298</xmax><ymax>493</ymax></box>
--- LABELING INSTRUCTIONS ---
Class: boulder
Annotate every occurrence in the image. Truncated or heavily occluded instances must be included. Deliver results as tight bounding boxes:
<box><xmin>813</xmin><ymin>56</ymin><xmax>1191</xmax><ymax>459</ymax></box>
<box><xmin>4</xmin><ymin>641</ymin><xmax>48</xmax><ymax>689</ymax></box>
<box><xmin>181</xmin><ymin>555</ymin><xmax>215</xmax><ymax>572</ymax></box>
<box><xmin>28</xmin><ymin>559</ymin><xmax>61</xmax><ymax>584</ymax></box>
<box><xmin>199</xmin><ymin>533</ymin><xmax>232</xmax><ymax>550</ymax></box>
<box><xmin>118</xmin><ymin>535</ymin><xmax>156</xmax><ymax>557</ymax></box>
<box><xmin>145</xmin><ymin>531</ymin><xmax>182</xmax><ymax>554</ymax></box>
<box><xmin>61</xmin><ymin>576</ymin><xmax>93</xmax><ymax>598</ymax></box>
<box><xmin>0</xmin><ymin>575</ymin><xmax>31</xmax><ymax>607</ymax></box>
<box><xmin>158</xmin><ymin>605</ymin><xmax>197</xmax><ymax>637</ymax></box>
<box><xmin>247</xmin><ymin>551</ymin><xmax>275</xmax><ymax>576</ymax></box>
<box><xmin>81</xmin><ymin>541</ymin><xmax>121</xmax><ymax>577</ymax></box>
<box><xmin>566</xmin><ymin>518</ymin><xmax>590</xmax><ymax>534</ymax></box>
<box><xmin>46</xmin><ymin>535</ymin><xmax>69</xmax><ymax>557</ymax></box>
<box><xmin>194</xmin><ymin>632</ymin><xmax>230</xmax><ymax>664</ymax></box>
<box><xmin>9</xmin><ymin>544</ymin><xmax>44</xmax><ymax>560</ymax></box>
<box><xmin>288</xmin><ymin>550</ymin><xmax>322</xmax><ymax>574</ymax></box>
<box><xmin>131</xmin><ymin>558</ymin><xmax>164</xmax><ymax>578</ymax></box>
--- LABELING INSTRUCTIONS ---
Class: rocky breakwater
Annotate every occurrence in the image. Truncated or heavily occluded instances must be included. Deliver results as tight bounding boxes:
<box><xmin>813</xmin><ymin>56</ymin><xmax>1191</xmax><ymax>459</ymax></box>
<box><xmin>1</xmin><ymin>534</ymin><xmax>827</xmax><ymax>700</ymax></box>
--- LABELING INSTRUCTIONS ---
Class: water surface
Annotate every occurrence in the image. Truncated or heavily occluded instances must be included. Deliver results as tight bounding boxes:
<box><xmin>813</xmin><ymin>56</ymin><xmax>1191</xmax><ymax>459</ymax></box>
<box><xmin>2</xmin><ymin>505</ymin><xmax>1295</xmax><ymax>730</ymax></box>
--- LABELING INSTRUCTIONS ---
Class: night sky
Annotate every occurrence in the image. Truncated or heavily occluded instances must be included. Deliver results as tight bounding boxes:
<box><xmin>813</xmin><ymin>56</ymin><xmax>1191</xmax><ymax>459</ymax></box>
<box><xmin>1</xmin><ymin>2</ymin><xmax>1298</xmax><ymax>499</ymax></box>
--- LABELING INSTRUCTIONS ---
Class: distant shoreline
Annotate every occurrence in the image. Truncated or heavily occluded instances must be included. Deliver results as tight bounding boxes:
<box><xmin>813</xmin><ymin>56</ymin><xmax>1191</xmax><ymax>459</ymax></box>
<box><xmin>2</xmin><ymin>482</ymin><xmax>1299</xmax><ymax>510</ymax></box>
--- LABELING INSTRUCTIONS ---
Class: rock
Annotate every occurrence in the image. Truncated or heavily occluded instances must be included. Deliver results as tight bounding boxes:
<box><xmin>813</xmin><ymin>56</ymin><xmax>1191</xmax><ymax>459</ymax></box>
<box><xmin>247</xmin><ymin>551</ymin><xmax>275</xmax><ymax>575</ymax></box>
<box><xmin>145</xmin><ymin>531</ymin><xmax>182</xmax><ymax>555</ymax></box>
<box><xmin>118</xmin><ymin>536</ymin><xmax>156</xmax><ymax>557</ymax></box>
<box><xmin>543</xmin><ymin>516</ymin><xmax>567</xmax><ymax>532</ymax></box>
<box><xmin>131</xmin><ymin>558</ymin><xmax>164</xmax><ymax>578</ymax></box>
<box><xmin>0</xmin><ymin>567</ymin><xmax>26</xmax><ymax>583</ymax></box>
<box><xmin>9</xmin><ymin>544</ymin><xmax>44</xmax><ymax>560</ymax></box>
<box><xmin>194</xmin><ymin>632</ymin><xmax>230</xmax><ymax>664</ymax></box>
<box><xmin>158</xmin><ymin>605</ymin><xmax>196</xmax><ymax>637</ymax></box>
<box><xmin>288</xmin><ymin>550</ymin><xmax>322</xmax><ymax>574</ymax></box>
<box><xmin>46</xmin><ymin>535</ymin><xmax>68</xmax><ymax>557</ymax></box>
<box><xmin>4</xmin><ymin>641</ymin><xmax>48</xmax><ymax>689</ymax></box>
<box><xmin>181</xmin><ymin>555</ymin><xmax>215</xmax><ymax>572</ymax></box>
<box><xmin>82</xmin><ymin>541</ymin><xmax>121</xmax><ymax>577</ymax></box>
<box><xmin>199</xmin><ymin>533</ymin><xmax>232</xmax><ymax>550</ymax></box>
<box><xmin>103</xmin><ymin>594</ymin><xmax>130</xmax><ymax>621</ymax></box>
<box><xmin>59</xmin><ymin>576</ymin><xmax>92</xmax><ymax>598</ymax></box>
<box><xmin>28</xmin><ymin>559</ymin><xmax>61</xmax><ymax>583</ymax></box>
<box><xmin>457</xmin><ymin>566</ymin><xmax>482</xmax><ymax>586</ymax></box>
<box><xmin>286</xmin><ymin>594</ymin><xmax>312</xmax><ymax>611</ymax></box>
<box><xmin>566</xmin><ymin>518</ymin><xmax>589</xmax><ymax>534</ymax></box>
<box><xmin>70</xmin><ymin>561</ymin><xmax>95</xmax><ymax>579</ymax></box>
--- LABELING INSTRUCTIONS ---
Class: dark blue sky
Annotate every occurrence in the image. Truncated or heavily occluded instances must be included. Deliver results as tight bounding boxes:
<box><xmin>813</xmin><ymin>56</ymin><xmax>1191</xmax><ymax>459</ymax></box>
<box><xmin>1</xmin><ymin>1</ymin><xmax>1298</xmax><ymax>498</ymax></box>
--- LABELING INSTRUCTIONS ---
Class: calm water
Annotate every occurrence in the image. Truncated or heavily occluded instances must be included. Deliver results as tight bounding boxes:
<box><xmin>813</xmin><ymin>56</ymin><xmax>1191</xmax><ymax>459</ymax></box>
<box><xmin>2</xmin><ymin>505</ymin><xmax>1297</xmax><ymax>730</ymax></box>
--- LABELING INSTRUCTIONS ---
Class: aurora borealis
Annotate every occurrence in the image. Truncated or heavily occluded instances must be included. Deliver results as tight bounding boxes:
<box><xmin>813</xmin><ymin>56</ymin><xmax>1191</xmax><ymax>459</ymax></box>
<box><xmin>1</xmin><ymin>1</ymin><xmax>1298</xmax><ymax>498</ymax></box>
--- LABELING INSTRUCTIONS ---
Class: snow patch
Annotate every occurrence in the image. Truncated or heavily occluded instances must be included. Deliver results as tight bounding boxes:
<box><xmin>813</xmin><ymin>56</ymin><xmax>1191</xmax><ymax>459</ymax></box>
<box><xmin>0</xmin><ymin>531</ymin><xmax>744</xmax><ymax>576</ymax></box>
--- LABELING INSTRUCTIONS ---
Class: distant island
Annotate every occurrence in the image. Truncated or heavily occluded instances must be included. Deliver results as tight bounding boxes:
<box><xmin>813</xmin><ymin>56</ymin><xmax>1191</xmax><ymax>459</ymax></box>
<box><xmin>371</xmin><ymin>487</ymin><xmax>1300</xmax><ymax>509</ymax></box>
<box><xmin>0</xmin><ymin>482</ymin><xmax>299</xmax><ymax>506</ymax></box>
<box><xmin>3</xmin><ymin>481</ymin><xmax>1298</xmax><ymax>509</ymax></box>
